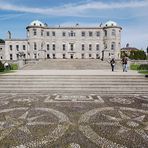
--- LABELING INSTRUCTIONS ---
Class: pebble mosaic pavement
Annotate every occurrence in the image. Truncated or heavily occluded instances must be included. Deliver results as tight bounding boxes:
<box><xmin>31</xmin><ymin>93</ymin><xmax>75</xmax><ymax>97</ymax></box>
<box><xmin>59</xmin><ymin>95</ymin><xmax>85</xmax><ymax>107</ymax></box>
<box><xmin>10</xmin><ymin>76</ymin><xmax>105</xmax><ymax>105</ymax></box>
<box><xmin>0</xmin><ymin>94</ymin><xmax>148</xmax><ymax>148</ymax></box>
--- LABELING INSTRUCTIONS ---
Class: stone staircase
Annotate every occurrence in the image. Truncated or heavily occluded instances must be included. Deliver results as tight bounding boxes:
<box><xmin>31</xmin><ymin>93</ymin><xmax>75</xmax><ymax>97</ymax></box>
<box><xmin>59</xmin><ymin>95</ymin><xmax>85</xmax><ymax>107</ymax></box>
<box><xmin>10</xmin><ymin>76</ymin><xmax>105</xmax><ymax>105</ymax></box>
<box><xmin>23</xmin><ymin>59</ymin><xmax>122</xmax><ymax>70</ymax></box>
<box><xmin>0</xmin><ymin>74</ymin><xmax>148</xmax><ymax>95</ymax></box>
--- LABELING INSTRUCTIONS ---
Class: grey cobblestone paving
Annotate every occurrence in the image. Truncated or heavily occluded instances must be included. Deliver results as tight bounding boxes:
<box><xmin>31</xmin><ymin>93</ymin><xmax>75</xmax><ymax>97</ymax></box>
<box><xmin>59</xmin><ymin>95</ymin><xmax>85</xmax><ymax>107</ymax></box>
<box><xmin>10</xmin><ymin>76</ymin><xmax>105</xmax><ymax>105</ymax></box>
<box><xmin>0</xmin><ymin>94</ymin><xmax>148</xmax><ymax>148</ymax></box>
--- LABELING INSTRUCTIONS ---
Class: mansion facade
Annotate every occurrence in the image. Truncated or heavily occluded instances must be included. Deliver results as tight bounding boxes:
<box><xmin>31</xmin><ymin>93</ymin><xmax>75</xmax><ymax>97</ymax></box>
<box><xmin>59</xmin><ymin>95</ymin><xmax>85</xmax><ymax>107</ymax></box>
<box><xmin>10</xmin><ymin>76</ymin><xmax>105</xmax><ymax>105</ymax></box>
<box><xmin>0</xmin><ymin>20</ymin><xmax>122</xmax><ymax>61</ymax></box>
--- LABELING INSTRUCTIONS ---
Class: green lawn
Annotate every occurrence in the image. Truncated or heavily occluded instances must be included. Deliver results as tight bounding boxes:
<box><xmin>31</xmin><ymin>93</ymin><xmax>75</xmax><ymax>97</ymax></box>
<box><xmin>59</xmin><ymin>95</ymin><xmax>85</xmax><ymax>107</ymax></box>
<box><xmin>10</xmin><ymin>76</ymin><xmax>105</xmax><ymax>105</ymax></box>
<box><xmin>130</xmin><ymin>64</ymin><xmax>148</xmax><ymax>75</ymax></box>
<box><xmin>138</xmin><ymin>70</ymin><xmax>148</xmax><ymax>75</ymax></box>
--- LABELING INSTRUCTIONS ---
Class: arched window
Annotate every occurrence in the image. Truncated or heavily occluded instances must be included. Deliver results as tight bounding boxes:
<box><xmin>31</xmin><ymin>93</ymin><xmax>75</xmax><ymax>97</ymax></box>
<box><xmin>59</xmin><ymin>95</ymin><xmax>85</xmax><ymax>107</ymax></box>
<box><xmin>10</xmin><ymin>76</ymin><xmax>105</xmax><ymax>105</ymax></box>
<box><xmin>112</xmin><ymin>29</ymin><xmax>116</xmax><ymax>36</ymax></box>
<box><xmin>33</xmin><ymin>29</ymin><xmax>37</xmax><ymax>36</ymax></box>
<box><xmin>104</xmin><ymin>30</ymin><xmax>107</xmax><ymax>36</ymax></box>
<box><xmin>111</xmin><ymin>42</ymin><xmax>116</xmax><ymax>50</ymax></box>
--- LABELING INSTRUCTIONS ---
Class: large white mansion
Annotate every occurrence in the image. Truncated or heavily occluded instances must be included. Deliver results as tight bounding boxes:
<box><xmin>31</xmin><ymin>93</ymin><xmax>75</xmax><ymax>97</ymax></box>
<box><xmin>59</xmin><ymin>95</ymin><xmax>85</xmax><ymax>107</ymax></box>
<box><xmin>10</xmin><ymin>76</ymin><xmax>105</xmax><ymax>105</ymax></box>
<box><xmin>0</xmin><ymin>20</ymin><xmax>122</xmax><ymax>61</ymax></box>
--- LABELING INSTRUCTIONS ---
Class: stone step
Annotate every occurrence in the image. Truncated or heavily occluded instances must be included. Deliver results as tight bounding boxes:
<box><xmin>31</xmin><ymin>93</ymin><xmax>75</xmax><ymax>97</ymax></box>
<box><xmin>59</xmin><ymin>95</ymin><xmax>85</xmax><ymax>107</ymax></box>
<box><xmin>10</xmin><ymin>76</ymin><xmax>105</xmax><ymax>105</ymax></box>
<box><xmin>0</xmin><ymin>81</ymin><xmax>147</xmax><ymax>85</ymax></box>
<box><xmin>0</xmin><ymin>90</ymin><xmax>147</xmax><ymax>96</ymax></box>
<box><xmin>0</xmin><ymin>76</ymin><xmax>146</xmax><ymax>80</ymax></box>
<box><xmin>22</xmin><ymin>59</ymin><xmax>122</xmax><ymax>70</ymax></box>
<box><xmin>0</xmin><ymin>86</ymin><xmax>148</xmax><ymax>90</ymax></box>
<box><xmin>1</xmin><ymin>75</ymin><xmax>144</xmax><ymax>78</ymax></box>
<box><xmin>0</xmin><ymin>71</ymin><xmax>147</xmax><ymax>95</ymax></box>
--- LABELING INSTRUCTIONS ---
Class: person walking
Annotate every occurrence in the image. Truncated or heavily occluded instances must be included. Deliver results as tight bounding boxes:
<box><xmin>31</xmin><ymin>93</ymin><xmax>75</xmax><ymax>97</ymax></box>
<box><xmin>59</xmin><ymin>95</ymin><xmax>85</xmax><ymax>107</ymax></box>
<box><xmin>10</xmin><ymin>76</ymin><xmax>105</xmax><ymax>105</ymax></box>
<box><xmin>110</xmin><ymin>58</ymin><xmax>115</xmax><ymax>72</ymax></box>
<box><xmin>122</xmin><ymin>56</ymin><xmax>128</xmax><ymax>72</ymax></box>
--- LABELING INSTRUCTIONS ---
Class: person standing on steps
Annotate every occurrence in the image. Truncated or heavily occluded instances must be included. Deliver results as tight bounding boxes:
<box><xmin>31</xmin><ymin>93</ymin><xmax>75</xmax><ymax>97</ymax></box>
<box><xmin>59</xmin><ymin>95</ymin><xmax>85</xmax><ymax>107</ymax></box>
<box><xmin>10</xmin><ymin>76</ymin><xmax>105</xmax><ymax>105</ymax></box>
<box><xmin>122</xmin><ymin>56</ymin><xmax>128</xmax><ymax>72</ymax></box>
<box><xmin>110</xmin><ymin>58</ymin><xmax>115</xmax><ymax>72</ymax></box>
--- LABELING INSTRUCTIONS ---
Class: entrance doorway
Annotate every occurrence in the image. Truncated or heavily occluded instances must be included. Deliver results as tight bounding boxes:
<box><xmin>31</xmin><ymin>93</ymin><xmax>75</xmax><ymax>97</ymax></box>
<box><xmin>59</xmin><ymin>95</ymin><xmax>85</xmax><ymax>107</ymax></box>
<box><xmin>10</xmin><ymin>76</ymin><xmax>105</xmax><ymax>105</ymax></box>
<box><xmin>70</xmin><ymin>54</ymin><xmax>74</xmax><ymax>59</ymax></box>
<box><xmin>47</xmin><ymin>54</ymin><xmax>50</xmax><ymax>59</ymax></box>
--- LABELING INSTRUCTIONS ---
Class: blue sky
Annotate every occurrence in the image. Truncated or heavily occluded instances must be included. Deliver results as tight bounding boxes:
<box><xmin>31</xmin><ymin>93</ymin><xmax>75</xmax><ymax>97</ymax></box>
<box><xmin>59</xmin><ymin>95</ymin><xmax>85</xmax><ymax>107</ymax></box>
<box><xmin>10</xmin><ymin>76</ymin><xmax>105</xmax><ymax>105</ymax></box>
<box><xmin>0</xmin><ymin>0</ymin><xmax>148</xmax><ymax>50</ymax></box>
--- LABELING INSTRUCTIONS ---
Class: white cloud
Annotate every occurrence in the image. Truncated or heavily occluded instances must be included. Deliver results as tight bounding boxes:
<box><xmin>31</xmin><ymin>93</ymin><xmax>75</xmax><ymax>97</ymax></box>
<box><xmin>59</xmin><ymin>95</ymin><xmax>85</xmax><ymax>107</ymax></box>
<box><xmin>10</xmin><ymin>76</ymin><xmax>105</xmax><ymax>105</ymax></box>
<box><xmin>0</xmin><ymin>13</ymin><xmax>26</xmax><ymax>20</ymax></box>
<box><xmin>0</xmin><ymin>0</ymin><xmax>148</xmax><ymax>17</ymax></box>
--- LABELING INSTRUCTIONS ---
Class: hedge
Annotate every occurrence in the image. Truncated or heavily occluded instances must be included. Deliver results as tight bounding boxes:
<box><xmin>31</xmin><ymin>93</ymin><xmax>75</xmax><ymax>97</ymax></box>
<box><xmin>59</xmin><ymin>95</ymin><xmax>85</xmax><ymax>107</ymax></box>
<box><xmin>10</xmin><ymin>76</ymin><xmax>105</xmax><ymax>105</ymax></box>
<box><xmin>138</xmin><ymin>64</ymin><xmax>148</xmax><ymax>70</ymax></box>
<box><xmin>10</xmin><ymin>64</ymin><xmax>18</xmax><ymax>70</ymax></box>
<box><xmin>0</xmin><ymin>61</ymin><xmax>4</xmax><ymax>72</ymax></box>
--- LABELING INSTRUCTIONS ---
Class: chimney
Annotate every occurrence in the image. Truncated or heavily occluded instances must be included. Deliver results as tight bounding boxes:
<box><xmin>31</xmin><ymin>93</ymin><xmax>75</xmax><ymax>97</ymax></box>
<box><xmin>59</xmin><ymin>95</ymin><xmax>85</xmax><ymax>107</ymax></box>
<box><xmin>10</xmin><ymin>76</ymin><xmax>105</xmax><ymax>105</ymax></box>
<box><xmin>126</xmin><ymin>43</ymin><xmax>130</xmax><ymax>48</ymax></box>
<box><xmin>7</xmin><ymin>31</ymin><xmax>12</xmax><ymax>39</ymax></box>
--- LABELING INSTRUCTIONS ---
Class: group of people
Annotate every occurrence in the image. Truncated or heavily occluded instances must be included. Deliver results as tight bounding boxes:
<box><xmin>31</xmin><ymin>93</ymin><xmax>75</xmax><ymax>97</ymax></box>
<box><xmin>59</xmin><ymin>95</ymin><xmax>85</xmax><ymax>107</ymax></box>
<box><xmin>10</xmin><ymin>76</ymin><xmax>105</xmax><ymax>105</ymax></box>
<box><xmin>110</xmin><ymin>56</ymin><xmax>128</xmax><ymax>72</ymax></box>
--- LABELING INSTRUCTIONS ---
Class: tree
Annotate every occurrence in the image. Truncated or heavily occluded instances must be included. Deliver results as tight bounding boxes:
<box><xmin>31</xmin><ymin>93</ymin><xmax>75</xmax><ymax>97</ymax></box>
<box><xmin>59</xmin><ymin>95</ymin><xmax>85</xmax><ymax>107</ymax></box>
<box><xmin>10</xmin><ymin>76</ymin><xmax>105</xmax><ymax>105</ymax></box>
<box><xmin>121</xmin><ymin>51</ymin><xmax>128</xmax><ymax>58</ymax></box>
<box><xmin>129</xmin><ymin>50</ymin><xmax>146</xmax><ymax>60</ymax></box>
<box><xmin>0</xmin><ymin>39</ymin><xmax>5</xmax><ymax>43</ymax></box>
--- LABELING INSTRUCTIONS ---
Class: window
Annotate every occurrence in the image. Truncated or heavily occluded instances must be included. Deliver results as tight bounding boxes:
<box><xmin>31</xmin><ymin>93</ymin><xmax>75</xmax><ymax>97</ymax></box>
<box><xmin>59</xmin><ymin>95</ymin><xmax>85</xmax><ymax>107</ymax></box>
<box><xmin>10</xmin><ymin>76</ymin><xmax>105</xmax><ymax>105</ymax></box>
<box><xmin>81</xmin><ymin>54</ymin><xmax>84</xmax><ymax>59</ymax></box>
<box><xmin>47</xmin><ymin>44</ymin><xmax>50</xmax><ymax>50</ymax></box>
<box><xmin>81</xmin><ymin>31</ymin><xmax>85</xmax><ymax>37</ymax></box>
<box><xmin>63</xmin><ymin>44</ymin><xmax>66</xmax><ymax>51</ymax></box>
<box><xmin>16</xmin><ymin>54</ymin><xmax>19</xmax><ymax>60</ymax></box>
<box><xmin>96</xmin><ymin>44</ymin><xmax>99</xmax><ymax>50</ymax></box>
<box><xmin>82</xmin><ymin>44</ymin><xmax>85</xmax><ymax>51</ymax></box>
<box><xmin>53</xmin><ymin>54</ymin><xmax>56</xmax><ymax>59</ymax></box>
<box><xmin>52</xmin><ymin>44</ymin><xmax>55</xmax><ymax>50</ymax></box>
<box><xmin>89</xmin><ymin>31</ymin><xmax>93</xmax><ymax>37</ymax></box>
<box><xmin>89</xmin><ymin>54</ymin><xmax>92</xmax><ymax>58</ymax></box>
<box><xmin>96</xmin><ymin>54</ymin><xmax>100</xmax><ymax>59</ymax></box>
<box><xmin>70</xmin><ymin>44</ymin><xmax>74</xmax><ymax>51</ymax></box>
<box><xmin>70</xmin><ymin>54</ymin><xmax>74</xmax><ymax>59</ymax></box>
<box><xmin>112</xmin><ymin>29</ymin><xmax>116</xmax><ymax>36</ymax></box>
<box><xmin>104</xmin><ymin>44</ymin><xmax>107</xmax><ymax>49</ymax></box>
<box><xmin>96</xmin><ymin>31</ymin><xmax>100</xmax><ymax>37</ymax></box>
<box><xmin>69</xmin><ymin>31</ymin><xmax>75</xmax><ymax>37</ymax></box>
<box><xmin>0</xmin><ymin>48</ymin><xmax>2</xmax><ymax>51</ymax></box>
<box><xmin>62</xmin><ymin>32</ymin><xmax>66</xmax><ymax>36</ymax></box>
<box><xmin>34</xmin><ymin>54</ymin><xmax>37</xmax><ymax>59</ymax></box>
<box><xmin>89</xmin><ymin>44</ymin><xmax>92</xmax><ymax>51</ymax></box>
<box><xmin>41</xmin><ymin>43</ymin><xmax>43</xmax><ymax>49</ymax></box>
<box><xmin>111</xmin><ymin>42</ymin><xmax>115</xmax><ymax>50</ymax></box>
<box><xmin>63</xmin><ymin>54</ymin><xmax>66</xmax><ymax>59</ymax></box>
<box><xmin>23</xmin><ymin>45</ymin><xmax>26</xmax><ymax>50</ymax></box>
<box><xmin>47</xmin><ymin>54</ymin><xmax>50</xmax><ymax>59</ymax></box>
<box><xmin>0</xmin><ymin>56</ymin><xmax>2</xmax><ymax>60</ymax></box>
<box><xmin>52</xmin><ymin>31</ymin><xmax>55</xmax><ymax>36</ymax></box>
<box><xmin>41</xmin><ymin>30</ymin><xmax>44</xmax><ymax>36</ymax></box>
<box><xmin>47</xmin><ymin>31</ymin><xmax>50</xmax><ymax>36</ymax></box>
<box><xmin>33</xmin><ymin>29</ymin><xmax>37</xmax><ymax>36</ymax></box>
<box><xmin>16</xmin><ymin>45</ymin><xmax>19</xmax><ymax>51</ymax></box>
<box><xmin>23</xmin><ymin>54</ymin><xmax>26</xmax><ymax>59</ymax></box>
<box><xmin>10</xmin><ymin>54</ymin><xmax>13</xmax><ymax>60</ymax></box>
<box><xmin>104</xmin><ymin>30</ymin><xmax>107</xmax><ymax>36</ymax></box>
<box><xmin>34</xmin><ymin>43</ymin><xmax>37</xmax><ymax>50</ymax></box>
<box><xmin>9</xmin><ymin>45</ymin><xmax>13</xmax><ymax>51</ymax></box>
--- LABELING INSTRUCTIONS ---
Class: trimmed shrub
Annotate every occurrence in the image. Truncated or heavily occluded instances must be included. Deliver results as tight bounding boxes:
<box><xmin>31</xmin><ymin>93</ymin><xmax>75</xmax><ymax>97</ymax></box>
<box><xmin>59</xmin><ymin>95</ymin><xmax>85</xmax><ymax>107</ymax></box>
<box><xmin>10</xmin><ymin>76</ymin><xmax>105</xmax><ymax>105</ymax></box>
<box><xmin>10</xmin><ymin>64</ymin><xmax>18</xmax><ymax>70</ymax></box>
<box><xmin>0</xmin><ymin>61</ymin><xmax>4</xmax><ymax>72</ymax></box>
<box><xmin>130</xmin><ymin>64</ymin><xmax>140</xmax><ymax>70</ymax></box>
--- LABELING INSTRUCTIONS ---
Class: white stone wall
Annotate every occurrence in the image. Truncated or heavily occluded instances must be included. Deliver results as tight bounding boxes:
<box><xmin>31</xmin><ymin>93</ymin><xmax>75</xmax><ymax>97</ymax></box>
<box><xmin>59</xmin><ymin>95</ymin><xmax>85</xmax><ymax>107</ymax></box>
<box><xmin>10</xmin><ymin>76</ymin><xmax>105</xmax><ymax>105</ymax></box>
<box><xmin>2</xmin><ymin>22</ymin><xmax>122</xmax><ymax>60</ymax></box>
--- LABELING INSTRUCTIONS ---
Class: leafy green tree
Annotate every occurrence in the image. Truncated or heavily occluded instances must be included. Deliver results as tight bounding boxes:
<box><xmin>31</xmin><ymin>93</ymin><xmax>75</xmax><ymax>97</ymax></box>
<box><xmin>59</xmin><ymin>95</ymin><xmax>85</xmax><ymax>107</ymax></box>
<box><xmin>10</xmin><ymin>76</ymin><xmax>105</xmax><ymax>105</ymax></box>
<box><xmin>129</xmin><ymin>50</ymin><xmax>146</xmax><ymax>60</ymax></box>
